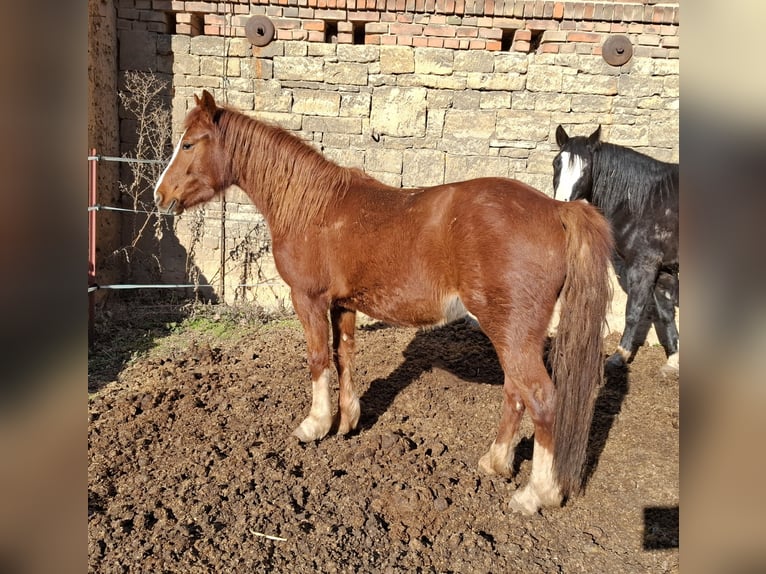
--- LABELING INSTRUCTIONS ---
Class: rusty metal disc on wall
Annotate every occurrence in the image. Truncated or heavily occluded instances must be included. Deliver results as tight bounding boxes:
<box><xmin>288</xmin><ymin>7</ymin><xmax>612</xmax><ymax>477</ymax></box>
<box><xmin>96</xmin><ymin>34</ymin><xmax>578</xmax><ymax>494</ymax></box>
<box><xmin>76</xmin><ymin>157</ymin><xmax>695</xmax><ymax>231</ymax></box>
<box><xmin>602</xmin><ymin>35</ymin><xmax>633</xmax><ymax>67</ymax></box>
<box><xmin>246</xmin><ymin>16</ymin><xmax>275</xmax><ymax>47</ymax></box>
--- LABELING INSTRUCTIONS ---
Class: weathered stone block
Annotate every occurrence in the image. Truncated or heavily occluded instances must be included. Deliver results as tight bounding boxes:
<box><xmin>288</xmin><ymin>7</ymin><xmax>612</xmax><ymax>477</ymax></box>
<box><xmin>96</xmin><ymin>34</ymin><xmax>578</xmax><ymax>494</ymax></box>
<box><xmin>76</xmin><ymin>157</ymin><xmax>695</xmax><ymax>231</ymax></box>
<box><xmin>414</xmin><ymin>47</ymin><xmax>453</xmax><ymax>75</ymax></box>
<box><xmin>466</xmin><ymin>73</ymin><xmax>525</xmax><ymax>91</ymax></box>
<box><xmin>171</xmin><ymin>34</ymin><xmax>191</xmax><ymax>55</ymax></box>
<box><xmin>226</xmin><ymin>91</ymin><xmax>254</xmax><ymax>111</ymax></box>
<box><xmin>371</xmin><ymin>87</ymin><xmax>427</xmax><ymax>138</ymax></box>
<box><xmin>445</xmin><ymin>155</ymin><xmax>509</xmax><ymax>183</ymax></box>
<box><xmin>454</xmin><ymin>51</ymin><xmax>495</xmax><ymax>73</ymax></box>
<box><xmin>618</xmin><ymin>75</ymin><xmax>663</xmax><ymax>98</ymax></box>
<box><xmin>444</xmin><ymin>110</ymin><xmax>496</xmax><ymax>140</ymax></box>
<box><xmin>253</xmin><ymin>80</ymin><xmax>292</xmax><ymax>112</ymax></box>
<box><xmin>337</xmin><ymin>44</ymin><xmax>380</xmax><ymax>63</ymax></box>
<box><xmin>284</xmin><ymin>42</ymin><xmax>309</xmax><ymax>57</ymax></box>
<box><xmin>292</xmin><ymin>89</ymin><xmax>340</xmax><ymax>116</ymax></box>
<box><xmin>365</xmin><ymin>148</ymin><xmax>403</xmax><ymax>174</ymax></box>
<box><xmin>273</xmin><ymin>56</ymin><xmax>324</xmax><ymax>81</ymax></box>
<box><xmin>340</xmin><ymin>93</ymin><xmax>371</xmax><ymax>117</ymax></box>
<box><xmin>427</xmin><ymin>91</ymin><xmax>453</xmax><ymax>108</ymax></box>
<box><xmin>173</xmin><ymin>53</ymin><xmax>200</xmax><ymax>76</ymax></box>
<box><xmin>402</xmin><ymin>149</ymin><xmax>445</xmax><ymax>187</ymax></box>
<box><xmin>637</xmin><ymin>96</ymin><xmax>664</xmax><ymax>110</ymax></box>
<box><xmin>526</xmin><ymin>64</ymin><xmax>563</xmax><ymax>92</ymax></box>
<box><xmin>308</xmin><ymin>43</ymin><xmax>337</xmax><ymax>57</ymax></box>
<box><xmin>426</xmin><ymin>109</ymin><xmax>446</xmax><ymax>137</ymax></box>
<box><xmin>398</xmin><ymin>74</ymin><xmax>466</xmax><ymax>91</ymax></box>
<box><xmin>480</xmin><ymin>92</ymin><xmax>511</xmax><ymax>109</ymax></box>
<box><xmin>442</xmin><ymin>110</ymin><xmax>496</xmax><ymax>155</ymax></box>
<box><xmin>648</xmin><ymin>120</ymin><xmax>679</xmax><ymax>148</ymax></box>
<box><xmin>571</xmin><ymin>94</ymin><xmax>612</xmax><ymax>112</ymax></box>
<box><xmin>398</xmin><ymin>74</ymin><xmax>467</xmax><ymax>90</ymax></box>
<box><xmin>496</xmin><ymin>110</ymin><xmax>551</xmax><ymax>142</ymax></box>
<box><xmin>200</xmin><ymin>56</ymin><xmax>224</xmax><ymax>77</ymax></box>
<box><xmin>526</xmin><ymin>149</ymin><xmax>557</xmax><ymax>175</ymax></box>
<box><xmin>323</xmin><ymin>147</ymin><xmax>365</xmax><ymax>169</ymax></box>
<box><xmin>303</xmin><ymin>116</ymin><xmax>362</xmax><ymax>134</ymax></box>
<box><xmin>252</xmin><ymin>41</ymin><xmax>284</xmax><ymax>59</ymax></box>
<box><xmin>247</xmin><ymin>58</ymin><xmax>274</xmax><ymax>80</ymax></box>
<box><xmin>562</xmin><ymin>74</ymin><xmax>618</xmax><ymax>96</ymax></box>
<box><xmin>325</xmin><ymin>62</ymin><xmax>368</xmax><ymax>86</ymax></box>
<box><xmin>493</xmin><ymin>53</ymin><xmax>529</xmax><ymax>74</ymax></box>
<box><xmin>248</xmin><ymin>111</ymin><xmax>303</xmax><ymax>130</ymax></box>
<box><xmin>227</xmin><ymin>38</ymin><xmax>252</xmax><ymax>58</ymax></box>
<box><xmin>653</xmin><ymin>59</ymin><xmax>679</xmax><ymax>76</ymax></box>
<box><xmin>532</xmin><ymin>93</ymin><xmax>572</xmax><ymax>112</ymax></box>
<box><xmin>190</xmin><ymin>36</ymin><xmax>227</xmax><ymax>56</ymax></box>
<box><xmin>607</xmin><ymin>124</ymin><xmax>649</xmax><ymax>147</ymax></box>
<box><xmin>380</xmin><ymin>46</ymin><xmax>415</xmax><ymax>74</ymax></box>
<box><xmin>663</xmin><ymin>75</ymin><xmax>679</xmax><ymax>98</ymax></box>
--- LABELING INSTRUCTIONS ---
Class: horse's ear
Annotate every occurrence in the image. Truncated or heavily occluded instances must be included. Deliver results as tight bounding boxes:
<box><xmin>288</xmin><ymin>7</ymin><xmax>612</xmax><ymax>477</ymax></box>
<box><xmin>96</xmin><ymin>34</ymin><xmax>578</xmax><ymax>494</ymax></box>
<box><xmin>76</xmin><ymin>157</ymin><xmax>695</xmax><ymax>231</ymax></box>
<box><xmin>555</xmin><ymin>125</ymin><xmax>569</xmax><ymax>148</ymax></box>
<box><xmin>198</xmin><ymin>90</ymin><xmax>217</xmax><ymax>114</ymax></box>
<box><xmin>588</xmin><ymin>125</ymin><xmax>602</xmax><ymax>145</ymax></box>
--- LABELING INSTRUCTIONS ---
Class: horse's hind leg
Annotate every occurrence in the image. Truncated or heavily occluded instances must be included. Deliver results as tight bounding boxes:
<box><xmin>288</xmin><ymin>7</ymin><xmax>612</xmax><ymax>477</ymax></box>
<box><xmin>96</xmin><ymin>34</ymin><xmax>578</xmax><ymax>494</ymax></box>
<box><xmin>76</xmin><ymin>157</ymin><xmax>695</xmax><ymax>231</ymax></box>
<box><xmin>507</xmin><ymin>359</ymin><xmax>562</xmax><ymax>515</ymax></box>
<box><xmin>291</xmin><ymin>291</ymin><xmax>334</xmax><ymax>442</ymax></box>
<box><xmin>479</xmin><ymin>344</ymin><xmax>562</xmax><ymax>515</ymax></box>
<box><xmin>331</xmin><ymin>305</ymin><xmax>361</xmax><ymax>434</ymax></box>
<box><xmin>478</xmin><ymin>377</ymin><xmax>525</xmax><ymax>477</ymax></box>
<box><xmin>652</xmin><ymin>271</ymin><xmax>679</xmax><ymax>374</ymax></box>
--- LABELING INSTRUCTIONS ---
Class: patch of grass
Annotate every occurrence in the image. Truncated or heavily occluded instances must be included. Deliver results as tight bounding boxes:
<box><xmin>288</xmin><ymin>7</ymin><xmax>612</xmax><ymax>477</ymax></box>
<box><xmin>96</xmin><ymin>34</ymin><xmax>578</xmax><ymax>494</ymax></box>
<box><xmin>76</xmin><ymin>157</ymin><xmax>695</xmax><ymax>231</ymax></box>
<box><xmin>89</xmin><ymin>301</ymin><xmax>297</xmax><ymax>394</ymax></box>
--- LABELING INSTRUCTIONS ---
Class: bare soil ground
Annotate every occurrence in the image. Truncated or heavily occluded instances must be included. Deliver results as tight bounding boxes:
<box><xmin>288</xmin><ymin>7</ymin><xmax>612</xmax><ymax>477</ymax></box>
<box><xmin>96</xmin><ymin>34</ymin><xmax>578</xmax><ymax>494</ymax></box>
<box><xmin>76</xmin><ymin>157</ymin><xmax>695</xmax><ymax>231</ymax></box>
<box><xmin>88</xmin><ymin>307</ymin><xmax>678</xmax><ymax>573</ymax></box>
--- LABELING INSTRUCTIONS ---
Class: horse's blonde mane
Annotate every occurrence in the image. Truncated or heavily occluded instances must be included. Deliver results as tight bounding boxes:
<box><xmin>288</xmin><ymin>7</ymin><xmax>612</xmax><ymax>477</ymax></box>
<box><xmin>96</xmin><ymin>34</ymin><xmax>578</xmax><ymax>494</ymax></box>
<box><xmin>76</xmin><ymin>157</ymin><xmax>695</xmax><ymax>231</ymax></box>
<box><xmin>215</xmin><ymin>108</ymin><xmax>353</xmax><ymax>235</ymax></box>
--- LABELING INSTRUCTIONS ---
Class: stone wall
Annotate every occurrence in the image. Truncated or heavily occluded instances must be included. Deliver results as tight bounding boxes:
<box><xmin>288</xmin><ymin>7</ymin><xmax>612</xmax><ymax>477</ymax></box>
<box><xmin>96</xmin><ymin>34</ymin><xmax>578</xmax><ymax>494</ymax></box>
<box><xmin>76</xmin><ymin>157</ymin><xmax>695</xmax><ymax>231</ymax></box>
<box><xmin>108</xmin><ymin>0</ymin><xmax>679</xmax><ymax>308</ymax></box>
<box><xmin>88</xmin><ymin>0</ymin><xmax>121</xmax><ymax>289</ymax></box>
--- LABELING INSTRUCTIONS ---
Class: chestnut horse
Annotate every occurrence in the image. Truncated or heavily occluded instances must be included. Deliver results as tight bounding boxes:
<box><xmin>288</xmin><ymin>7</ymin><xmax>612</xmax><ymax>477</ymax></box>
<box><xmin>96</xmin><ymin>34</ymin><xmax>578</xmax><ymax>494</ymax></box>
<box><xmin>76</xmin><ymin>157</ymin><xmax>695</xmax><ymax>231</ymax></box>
<box><xmin>154</xmin><ymin>91</ymin><xmax>613</xmax><ymax>514</ymax></box>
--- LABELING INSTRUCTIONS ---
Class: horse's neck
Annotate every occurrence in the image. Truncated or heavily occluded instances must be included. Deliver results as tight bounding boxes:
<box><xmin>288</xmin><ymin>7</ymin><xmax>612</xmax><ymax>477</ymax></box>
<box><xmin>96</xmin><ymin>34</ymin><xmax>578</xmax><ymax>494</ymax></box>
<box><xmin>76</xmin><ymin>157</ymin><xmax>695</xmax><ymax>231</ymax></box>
<box><xmin>223</xmin><ymin>114</ymin><xmax>347</xmax><ymax>235</ymax></box>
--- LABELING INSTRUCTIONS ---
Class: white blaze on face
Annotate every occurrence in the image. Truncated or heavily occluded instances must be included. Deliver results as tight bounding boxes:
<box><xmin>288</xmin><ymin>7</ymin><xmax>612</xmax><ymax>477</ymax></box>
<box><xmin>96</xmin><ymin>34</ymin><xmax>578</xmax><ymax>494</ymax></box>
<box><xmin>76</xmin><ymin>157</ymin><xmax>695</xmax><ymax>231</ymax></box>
<box><xmin>555</xmin><ymin>151</ymin><xmax>584</xmax><ymax>201</ymax></box>
<box><xmin>153</xmin><ymin>129</ymin><xmax>187</xmax><ymax>204</ymax></box>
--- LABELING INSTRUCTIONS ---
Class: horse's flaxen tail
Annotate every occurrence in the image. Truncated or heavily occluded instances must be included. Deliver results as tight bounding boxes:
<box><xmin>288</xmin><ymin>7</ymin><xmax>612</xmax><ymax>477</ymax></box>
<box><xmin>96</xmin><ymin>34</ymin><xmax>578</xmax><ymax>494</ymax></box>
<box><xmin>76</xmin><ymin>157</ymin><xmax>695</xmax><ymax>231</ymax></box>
<box><xmin>551</xmin><ymin>200</ymin><xmax>614</xmax><ymax>499</ymax></box>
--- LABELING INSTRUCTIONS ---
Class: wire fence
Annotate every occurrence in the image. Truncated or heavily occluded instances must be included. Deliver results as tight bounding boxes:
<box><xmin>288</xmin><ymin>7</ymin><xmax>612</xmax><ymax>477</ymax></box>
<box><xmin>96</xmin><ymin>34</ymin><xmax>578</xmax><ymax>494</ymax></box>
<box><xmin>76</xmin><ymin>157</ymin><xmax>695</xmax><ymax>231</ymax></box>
<box><xmin>87</xmin><ymin>153</ymin><xmax>283</xmax><ymax>296</ymax></box>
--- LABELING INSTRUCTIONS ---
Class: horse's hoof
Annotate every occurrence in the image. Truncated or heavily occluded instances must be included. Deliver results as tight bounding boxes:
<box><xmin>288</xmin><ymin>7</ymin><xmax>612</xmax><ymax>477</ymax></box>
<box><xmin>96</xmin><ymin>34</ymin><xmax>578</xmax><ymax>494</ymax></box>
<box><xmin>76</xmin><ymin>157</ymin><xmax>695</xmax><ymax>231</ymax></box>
<box><xmin>659</xmin><ymin>352</ymin><xmax>679</xmax><ymax>378</ymax></box>
<box><xmin>509</xmin><ymin>488</ymin><xmax>540</xmax><ymax>516</ymax></box>
<box><xmin>292</xmin><ymin>417</ymin><xmax>331</xmax><ymax>442</ymax></box>
<box><xmin>337</xmin><ymin>397</ymin><xmax>361</xmax><ymax>435</ymax></box>
<box><xmin>478</xmin><ymin>452</ymin><xmax>498</xmax><ymax>476</ymax></box>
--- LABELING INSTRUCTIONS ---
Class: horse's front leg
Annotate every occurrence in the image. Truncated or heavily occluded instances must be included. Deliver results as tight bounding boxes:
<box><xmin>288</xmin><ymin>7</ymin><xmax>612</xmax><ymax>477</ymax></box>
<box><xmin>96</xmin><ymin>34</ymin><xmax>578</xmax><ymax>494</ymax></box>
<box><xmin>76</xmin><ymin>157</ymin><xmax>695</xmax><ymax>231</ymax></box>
<box><xmin>331</xmin><ymin>305</ymin><xmax>360</xmax><ymax>435</ymax></box>
<box><xmin>653</xmin><ymin>270</ymin><xmax>680</xmax><ymax>375</ymax></box>
<box><xmin>608</xmin><ymin>259</ymin><xmax>659</xmax><ymax>368</ymax></box>
<box><xmin>291</xmin><ymin>291</ymin><xmax>334</xmax><ymax>442</ymax></box>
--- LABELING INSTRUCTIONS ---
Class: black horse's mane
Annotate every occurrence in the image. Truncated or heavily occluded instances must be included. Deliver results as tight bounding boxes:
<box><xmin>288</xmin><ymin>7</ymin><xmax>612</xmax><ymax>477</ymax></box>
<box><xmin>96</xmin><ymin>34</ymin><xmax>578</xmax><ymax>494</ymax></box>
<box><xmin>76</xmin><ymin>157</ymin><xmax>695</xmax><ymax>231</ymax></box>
<box><xmin>591</xmin><ymin>142</ymin><xmax>678</xmax><ymax>217</ymax></box>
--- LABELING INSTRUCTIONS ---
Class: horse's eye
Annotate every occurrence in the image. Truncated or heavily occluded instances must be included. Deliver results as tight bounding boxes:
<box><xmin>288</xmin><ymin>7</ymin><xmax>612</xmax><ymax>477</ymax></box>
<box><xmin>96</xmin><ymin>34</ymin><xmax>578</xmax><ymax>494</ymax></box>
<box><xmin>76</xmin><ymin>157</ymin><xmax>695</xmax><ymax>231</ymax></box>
<box><xmin>182</xmin><ymin>142</ymin><xmax>193</xmax><ymax>151</ymax></box>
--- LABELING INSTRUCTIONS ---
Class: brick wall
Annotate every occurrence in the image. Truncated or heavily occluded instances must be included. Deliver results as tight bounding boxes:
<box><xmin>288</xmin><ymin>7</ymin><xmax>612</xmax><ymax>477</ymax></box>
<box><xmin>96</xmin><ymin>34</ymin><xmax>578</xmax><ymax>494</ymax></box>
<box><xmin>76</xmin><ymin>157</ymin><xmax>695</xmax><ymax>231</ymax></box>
<box><xmin>111</xmin><ymin>0</ymin><xmax>679</xmax><ymax>307</ymax></box>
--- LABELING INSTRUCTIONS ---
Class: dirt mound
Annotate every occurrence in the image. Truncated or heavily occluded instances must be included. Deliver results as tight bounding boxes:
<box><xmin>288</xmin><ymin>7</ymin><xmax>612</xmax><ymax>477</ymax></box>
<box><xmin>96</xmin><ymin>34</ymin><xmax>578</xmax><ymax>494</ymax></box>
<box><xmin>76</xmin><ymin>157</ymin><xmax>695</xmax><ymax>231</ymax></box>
<box><xmin>89</xmin><ymin>319</ymin><xmax>678</xmax><ymax>573</ymax></box>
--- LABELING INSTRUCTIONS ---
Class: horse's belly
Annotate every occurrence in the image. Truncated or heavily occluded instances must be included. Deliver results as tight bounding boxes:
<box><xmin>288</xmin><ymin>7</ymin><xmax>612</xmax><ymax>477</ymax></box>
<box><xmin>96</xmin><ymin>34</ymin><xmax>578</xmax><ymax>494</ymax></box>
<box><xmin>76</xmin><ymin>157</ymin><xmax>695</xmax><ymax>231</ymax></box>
<box><xmin>339</xmin><ymin>289</ymin><xmax>468</xmax><ymax>328</ymax></box>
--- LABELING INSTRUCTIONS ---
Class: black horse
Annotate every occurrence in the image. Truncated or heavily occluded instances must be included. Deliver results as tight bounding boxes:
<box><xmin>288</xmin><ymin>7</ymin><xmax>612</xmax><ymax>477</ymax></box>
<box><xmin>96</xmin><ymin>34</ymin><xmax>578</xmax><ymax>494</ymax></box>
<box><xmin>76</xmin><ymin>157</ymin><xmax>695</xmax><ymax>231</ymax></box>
<box><xmin>553</xmin><ymin>125</ymin><xmax>679</xmax><ymax>374</ymax></box>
